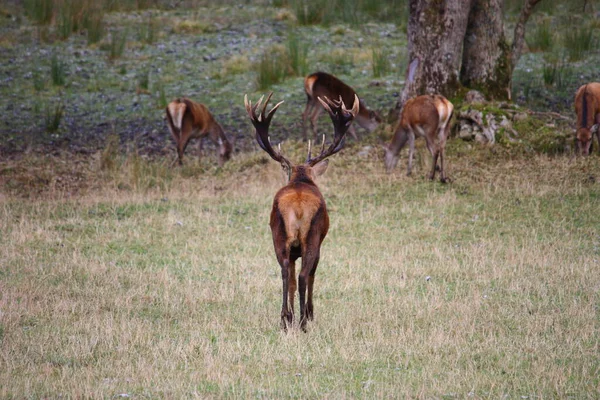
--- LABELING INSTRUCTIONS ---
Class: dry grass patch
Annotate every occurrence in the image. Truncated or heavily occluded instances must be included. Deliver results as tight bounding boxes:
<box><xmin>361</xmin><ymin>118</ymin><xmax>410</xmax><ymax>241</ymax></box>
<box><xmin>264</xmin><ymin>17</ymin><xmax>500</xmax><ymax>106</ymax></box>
<box><xmin>1</xmin><ymin>147</ymin><xmax>599</xmax><ymax>397</ymax></box>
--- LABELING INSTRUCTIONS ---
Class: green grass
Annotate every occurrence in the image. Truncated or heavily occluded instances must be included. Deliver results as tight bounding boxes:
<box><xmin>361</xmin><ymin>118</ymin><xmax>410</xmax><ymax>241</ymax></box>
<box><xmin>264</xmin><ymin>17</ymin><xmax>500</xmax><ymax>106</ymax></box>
<box><xmin>1</xmin><ymin>147</ymin><xmax>599</xmax><ymax>397</ymax></box>
<box><xmin>255</xmin><ymin>47</ymin><xmax>288</xmax><ymax>90</ymax></box>
<box><xmin>50</xmin><ymin>53</ymin><xmax>66</xmax><ymax>86</ymax></box>
<box><xmin>563</xmin><ymin>24</ymin><xmax>596</xmax><ymax>61</ymax></box>
<box><xmin>371</xmin><ymin>45</ymin><xmax>391</xmax><ymax>78</ymax></box>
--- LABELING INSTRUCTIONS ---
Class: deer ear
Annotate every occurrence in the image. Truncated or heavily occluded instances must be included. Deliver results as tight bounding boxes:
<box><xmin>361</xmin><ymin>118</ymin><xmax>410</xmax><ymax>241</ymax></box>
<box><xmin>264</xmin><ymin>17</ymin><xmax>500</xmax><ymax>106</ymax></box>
<box><xmin>311</xmin><ymin>159</ymin><xmax>329</xmax><ymax>177</ymax></box>
<box><xmin>591</xmin><ymin>124</ymin><xmax>599</xmax><ymax>134</ymax></box>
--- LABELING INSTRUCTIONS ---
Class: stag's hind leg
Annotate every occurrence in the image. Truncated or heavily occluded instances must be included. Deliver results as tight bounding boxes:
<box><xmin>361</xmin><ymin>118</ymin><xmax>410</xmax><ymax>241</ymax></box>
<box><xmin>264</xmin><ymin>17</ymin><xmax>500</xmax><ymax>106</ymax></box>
<box><xmin>288</xmin><ymin>260</ymin><xmax>297</xmax><ymax>319</ymax></box>
<box><xmin>278</xmin><ymin>257</ymin><xmax>293</xmax><ymax>331</ymax></box>
<box><xmin>306</xmin><ymin>255</ymin><xmax>320</xmax><ymax>321</ymax></box>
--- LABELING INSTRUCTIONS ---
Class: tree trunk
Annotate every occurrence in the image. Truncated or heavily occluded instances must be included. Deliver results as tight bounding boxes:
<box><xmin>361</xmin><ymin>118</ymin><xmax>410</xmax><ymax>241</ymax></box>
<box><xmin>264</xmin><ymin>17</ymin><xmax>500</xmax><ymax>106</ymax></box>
<box><xmin>396</xmin><ymin>0</ymin><xmax>473</xmax><ymax>110</ymax></box>
<box><xmin>460</xmin><ymin>0</ymin><xmax>511</xmax><ymax>100</ymax></box>
<box><xmin>396</xmin><ymin>0</ymin><xmax>544</xmax><ymax>111</ymax></box>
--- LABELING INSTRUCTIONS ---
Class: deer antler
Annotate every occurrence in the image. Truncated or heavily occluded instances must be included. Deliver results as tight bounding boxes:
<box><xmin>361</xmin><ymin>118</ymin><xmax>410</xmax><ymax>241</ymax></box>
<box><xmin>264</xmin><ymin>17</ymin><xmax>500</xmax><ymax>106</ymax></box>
<box><xmin>244</xmin><ymin>93</ymin><xmax>291</xmax><ymax>170</ymax></box>
<box><xmin>306</xmin><ymin>95</ymin><xmax>359</xmax><ymax>166</ymax></box>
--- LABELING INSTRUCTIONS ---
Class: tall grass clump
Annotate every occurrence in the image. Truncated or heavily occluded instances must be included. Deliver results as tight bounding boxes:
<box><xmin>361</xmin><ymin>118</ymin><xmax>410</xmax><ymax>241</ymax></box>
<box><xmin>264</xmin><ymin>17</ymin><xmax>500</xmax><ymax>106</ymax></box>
<box><xmin>255</xmin><ymin>47</ymin><xmax>288</xmax><ymax>90</ymax></box>
<box><xmin>154</xmin><ymin>81</ymin><xmax>167</xmax><ymax>109</ymax></box>
<box><xmin>24</xmin><ymin>0</ymin><xmax>54</xmax><ymax>25</ymax></box>
<box><xmin>287</xmin><ymin>30</ymin><xmax>308</xmax><ymax>77</ymax></box>
<box><xmin>371</xmin><ymin>46</ymin><xmax>391</xmax><ymax>78</ymax></box>
<box><xmin>50</xmin><ymin>53</ymin><xmax>66</xmax><ymax>86</ymax></box>
<box><xmin>33</xmin><ymin>70</ymin><xmax>46</xmax><ymax>91</ymax></box>
<box><xmin>292</xmin><ymin>0</ymin><xmax>407</xmax><ymax>26</ymax></box>
<box><xmin>56</xmin><ymin>2</ymin><xmax>74</xmax><ymax>40</ymax></box>
<box><xmin>138</xmin><ymin>14</ymin><xmax>158</xmax><ymax>45</ymax></box>
<box><xmin>84</xmin><ymin>9</ymin><xmax>105</xmax><ymax>45</ymax></box>
<box><xmin>527</xmin><ymin>19</ymin><xmax>554</xmax><ymax>52</ymax></box>
<box><xmin>44</xmin><ymin>100</ymin><xmax>65</xmax><ymax>133</ymax></box>
<box><xmin>323</xmin><ymin>49</ymin><xmax>354</xmax><ymax>75</ymax></box>
<box><xmin>564</xmin><ymin>24</ymin><xmax>596</xmax><ymax>61</ymax></box>
<box><xmin>107</xmin><ymin>29</ymin><xmax>128</xmax><ymax>61</ymax></box>
<box><xmin>291</xmin><ymin>0</ymin><xmax>327</xmax><ymax>25</ymax></box>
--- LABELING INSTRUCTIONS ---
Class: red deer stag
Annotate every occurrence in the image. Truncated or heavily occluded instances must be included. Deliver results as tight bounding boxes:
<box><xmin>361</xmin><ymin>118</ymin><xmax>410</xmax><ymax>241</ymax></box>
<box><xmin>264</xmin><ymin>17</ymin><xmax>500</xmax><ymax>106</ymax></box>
<box><xmin>245</xmin><ymin>92</ymin><xmax>358</xmax><ymax>331</ymax></box>
<box><xmin>574</xmin><ymin>83</ymin><xmax>600</xmax><ymax>156</ymax></box>
<box><xmin>166</xmin><ymin>98</ymin><xmax>233</xmax><ymax>166</ymax></box>
<box><xmin>302</xmin><ymin>72</ymin><xmax>380</xmax><ymax>141</ymax></box>
<box><xmin>384</xmin><ymin>94</ymin><xmax>454</xmax><ymax>183</ymax></box>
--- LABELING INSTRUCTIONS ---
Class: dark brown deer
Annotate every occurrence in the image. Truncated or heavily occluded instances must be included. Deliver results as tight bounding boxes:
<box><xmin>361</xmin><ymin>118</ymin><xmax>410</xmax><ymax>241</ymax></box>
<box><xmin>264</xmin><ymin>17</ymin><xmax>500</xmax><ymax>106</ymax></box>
<box><xmin>166</xmin><ymin>98</ymin><xmax>233</xmax><ymax>166</ymax></box>
<box><xmin>384</xmin><ymin>94</ymin><xmax>454</xmax><ymax>183</ymax></box>
<box><xmin>574</xmin><ymin>83</ymin><xmax>600</xmax><ymax>156</ymax></box>
<box><xmin>245</xmin><ymin>92</ymin><xmax>358</xmax><ymax>331</ymax></box>
<box><xmin>302</xmin><ymin>72</ymin><xmax>380</xmax><ymax>141</ymax></box>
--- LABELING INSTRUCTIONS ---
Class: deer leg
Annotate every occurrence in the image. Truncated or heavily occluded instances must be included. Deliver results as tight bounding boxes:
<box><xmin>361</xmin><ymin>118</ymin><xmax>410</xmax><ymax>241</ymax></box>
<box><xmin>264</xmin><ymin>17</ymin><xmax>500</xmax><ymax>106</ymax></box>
<box><xmin>407</xmin><ymin>131</ymin><xmax>415</xmax><ymax>176</ymax></box>
<box><xmin>306</xmin><ymin>255</ymin><xmax>319</xmax><ymax>321</ymax></box>
<box><xmin>279</xmin><ymin>258</ymin><xmax>293</xmax><ymax>331</ymax></box>
<box><xmin>438</xmin><ymin>147</ymin><xmax>448</xmax><ymax>183</ymax></box>
<box><xmin>426</xmin><ymin>141</ymin><xmax>438</xmax><ymax>181</ymax></box>
<box><xmin>288</xmin><ymin>260</ymin><xmax>296</xmax><ymax>320</ymax></box>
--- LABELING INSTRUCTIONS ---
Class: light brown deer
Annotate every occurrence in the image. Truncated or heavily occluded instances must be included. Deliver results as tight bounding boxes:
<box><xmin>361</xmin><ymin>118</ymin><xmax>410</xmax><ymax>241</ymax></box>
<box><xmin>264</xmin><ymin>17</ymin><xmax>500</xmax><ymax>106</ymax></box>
<box><xmin>384</xmin><ymin>94</ymin><xmax>454</xmax><ymax>183</ymax></box>
<box><xmin>245</xmin><ymin>92</ymin><xmax>358</xmax><ymax>331</ymax></box>
<box><xmin>574</xmin><ymin>83</ymin><xmax>600</xmax><ymax>156</ymax></box>
<box><xmin>166</xmin><ymin>98</ymin><xmax>233</xmax><ymax>166</ymax></box>
<box><xmin>302</xmin><ymin>72</ymin><xmax>380</xmax><ymax>141</ymax></box>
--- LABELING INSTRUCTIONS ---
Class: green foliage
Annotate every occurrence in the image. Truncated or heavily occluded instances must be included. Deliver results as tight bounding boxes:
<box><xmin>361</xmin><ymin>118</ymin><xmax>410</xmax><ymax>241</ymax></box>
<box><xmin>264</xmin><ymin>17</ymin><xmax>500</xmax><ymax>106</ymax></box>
<box><xmin>138</xmin><ymin>14</ymin><xmax>158</xmax><ymax>44</ymax></box>
<box><xmin>371</xmin><ymin>46</ymin><xmax>391</xmax><ymax>78</ymax></box>
<box><xmin>527</xmin><ymin>19</ymin><xmax>554</xmax><ymax>52</ymax></box>
<box><xmin>291</xmin><ymin>0</ymin><xmax>408</xmax><ymax>26</ymax></box>
<box><xmin>255</xmin><ymin>48</ymin><xmax>288</xmax><ymax>90</ymax></box>
<box><xmin>32</xmin><ymin>70</ymin><xmax>46</xmax><ymax>91</ymax></box>
<box><xmin>56</xmin><ymin>2</ymin><xmax>74</xmax><ymax>40</ymax></box>
<box><xmin>84</xmin><ymin>10</ymin><xmax>105</xmax><ymax>45</ymax></box>
<box><xmin>107</xmin><ymin>29</ymin><xmax>128</xmax><ymax>60</ymax></box>
<box><xmin>564</xmin><ymin>24</ymin><xmax>596</xmax><ymax>61</ymax></box>
<box><xmin>323</xmin><ymin>49</ymin><xmax>354</xmax><ymax>75</ymax></box>
<box><xmin>50</xmin><ymin>53</ymin><xmax>66</xmax><ymax>86</ymax></box>
<box><xmin>44</xmin><ymin>100</ymin><xmax>65</xmax><ymax>133</ymax></box>
<box><xmin>24</xmin><ymin>0</ymin><xmax>54</xmax><ymax>25</ymax></box>
<box><xmin>541</xmin><ymin>60</ymin><xmax>572</xmax><ymax>89</ymax></box>
<box><xmin>286</xmin><ymin>29</ymin><xmax>308</xmax><ymax>77</ymax></box>
<box><xmin>137</xmin><ymin>69</ymin><xmax>149</xmax><ymax>91</ymax></box>
<box><xmin>154</xmin><ymin>80</ymin><xmax>167</xmax><ymax>109</ymax></box>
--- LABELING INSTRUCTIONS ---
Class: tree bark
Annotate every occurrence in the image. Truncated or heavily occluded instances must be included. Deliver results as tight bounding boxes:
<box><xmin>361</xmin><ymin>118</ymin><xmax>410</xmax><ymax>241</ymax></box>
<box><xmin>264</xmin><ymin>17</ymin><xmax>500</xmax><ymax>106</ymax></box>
<box><xmin>396</xmin><ymin>0</ymin><xmax>544</xmax><ymax>109</ymax></box>
<box><xmin>396</xmin><ymin>0</ymin><xmax>473</xmax><ymax>110</ymax></box>
<box><xmin>460</xmin><ymin>0</ymin><xmax>511</xmax><ymax>100</ymax></box>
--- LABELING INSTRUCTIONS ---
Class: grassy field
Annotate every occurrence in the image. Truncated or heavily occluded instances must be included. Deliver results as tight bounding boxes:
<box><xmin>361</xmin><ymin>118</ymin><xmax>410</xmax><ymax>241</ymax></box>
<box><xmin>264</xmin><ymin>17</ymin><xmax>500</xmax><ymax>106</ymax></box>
<box><xmin>1</xmin><ymin>145</ymin><xmax>600</xmax><ymax>398</ymax></box>
<box><xmin>1</xmin><ymin>0</ymin><xmax>600</xmax><ymax>398</ymax></box>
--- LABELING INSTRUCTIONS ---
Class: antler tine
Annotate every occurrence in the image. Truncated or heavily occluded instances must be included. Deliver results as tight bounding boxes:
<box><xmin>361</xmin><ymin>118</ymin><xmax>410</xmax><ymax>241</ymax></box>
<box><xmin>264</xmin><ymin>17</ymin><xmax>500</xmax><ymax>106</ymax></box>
<box><xmin>244</xmin><ymin>93</ymin><xmax>292</xmax><ymax>169</ymax></box>
<box><xmin>350</xmin><ymin>94</ymin><xmax>359</xmax><ymax>116</ymax></box>
<box><xmin>320</xmin><ymin>134</ymin><xmax>326</xmax><ymax>154</ymax></box>
<box><xmin>307</xmin><ymin>94</ymin><xmax>358</xmax><ymax>166</ymax></box>
<box><xmin>306</xmin><ymin>140</ymin><xmax>312</xmax><ymax>163</ymax></box>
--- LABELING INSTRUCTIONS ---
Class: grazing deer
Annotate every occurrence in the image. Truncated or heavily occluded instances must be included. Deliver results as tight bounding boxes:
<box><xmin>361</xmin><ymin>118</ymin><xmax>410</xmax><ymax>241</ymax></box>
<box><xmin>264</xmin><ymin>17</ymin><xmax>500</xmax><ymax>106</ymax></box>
<box><xmin>302</xmin><ymin>72</ymin><xmax>380</xmax><ymax>141</ymax></box>
<box><xmin>574</xmin><ymin>83</ymin><xmax>600</xmax><ymax>156</ymax></box>
<box><xmin>384</xmin><ymin>94</ymin><xmax>454</xmax><ymax>183</ymax></box>
<box><xmin>165</xmin><ymin>98</ymin><xmax>233</xmax><ymax>166</ymax></box>
<box><xmin>245</xmin><ymin>92</ymin><xmax>358</xmax><ymax>331</ymax></box>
